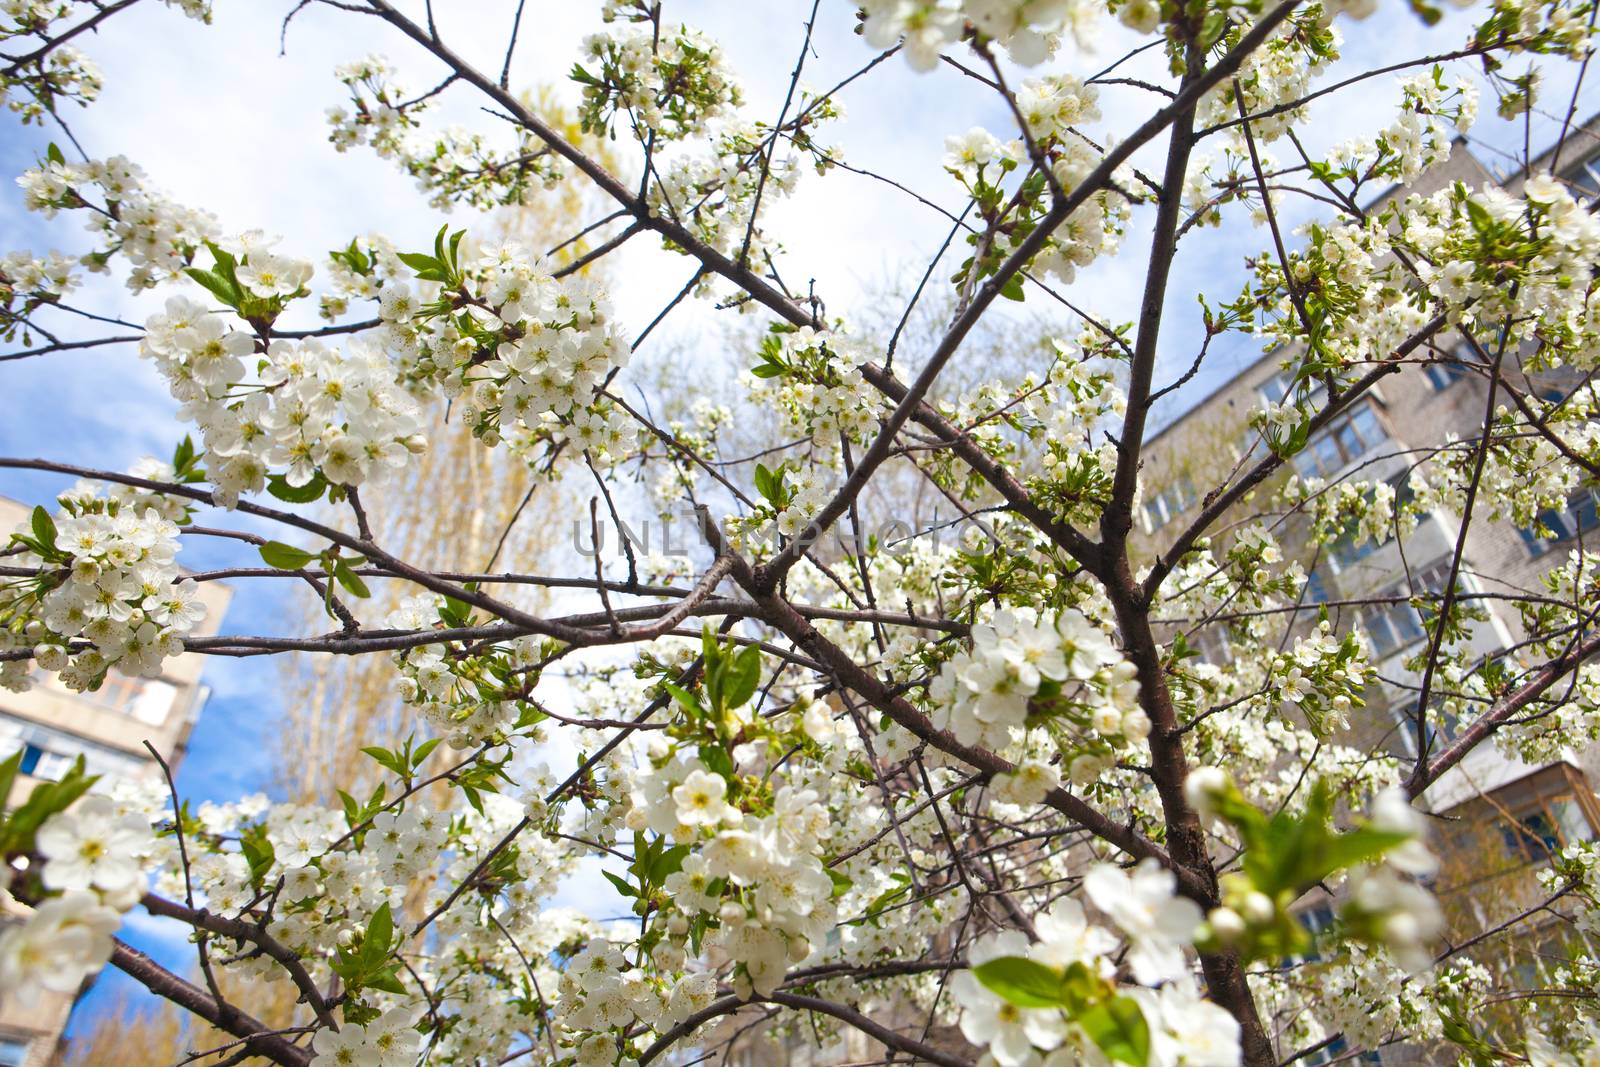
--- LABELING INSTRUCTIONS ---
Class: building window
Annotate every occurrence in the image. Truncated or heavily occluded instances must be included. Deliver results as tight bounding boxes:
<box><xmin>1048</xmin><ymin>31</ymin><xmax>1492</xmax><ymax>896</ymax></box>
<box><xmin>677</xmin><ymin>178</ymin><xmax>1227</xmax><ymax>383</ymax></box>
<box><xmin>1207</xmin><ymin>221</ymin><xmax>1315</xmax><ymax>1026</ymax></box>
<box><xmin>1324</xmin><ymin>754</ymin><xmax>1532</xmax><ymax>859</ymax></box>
<box><xmin>0</xmin><ymin>715</ymin><xmax>146</xmax><ymax>781</ymax></box>
<box><xmin>1425</xmin><ymin>359</ymin><xmax>1469</xmax><ymax>391</ymax></box>
<box><xmin>1291</xmin><ymin>404</ymin><xmax>1389</xmax><ymax>480</ymax></box>
<box><xmin>1502</xmin><ymin>810</ymin><xmax>1564</xmax><ymax>862</ymax></box>
<box><xmin>1560</xmin><ymin>146</ymin><xmax>1600</xmax><ymax>202</ymax></box>
<box><xmin>1141</xmin><ymin>474</ymin><xmax>1196</xmax><ymax>533</ymax></box>
<box><xmin>1520</xmin><ymin>488</ymin><xmax>1600</xmax><ymax>556</ymax></box>
<box><xmin>1327</xmin><ymin>522</ymin><xmax>1383</xmax><ymax>573</ymax></box>
<box><xmin>1498</xmin><ymin>772</ymin><xmax>1596</xmax><ymax>866</ymax></box>
<box><xmin>49</xmin><ymin>671</ymin><xmax>178</xmax><ymax>725</ymax></box>
<box><xmin>17</xmin><ymin>740</ymin><xmax>78</xmax><ymax>782</ymax></box>
<box><xmin>1358</xmin><ymin>559</ymin><xmax>1453</xmax><ymax>660</ymax></box>
<box><xmin>1424</xmin><ymin>339</ymin><xmax>1478</xmax><ymax>392</ymax></box>
<box><xmin>1362</xmin><ymin>596</ymin><xmax>1428</xmax><ymax>659</ymax></box>
<box><xmin>0</xmin><ymin>1037</ymin><xmax>28</xmax><ymax>1067</ymax></box>
<box><xmin>1257</xmin><ymin>370</ymin><xmax>1297</xmax><ymax>405</ymax></box>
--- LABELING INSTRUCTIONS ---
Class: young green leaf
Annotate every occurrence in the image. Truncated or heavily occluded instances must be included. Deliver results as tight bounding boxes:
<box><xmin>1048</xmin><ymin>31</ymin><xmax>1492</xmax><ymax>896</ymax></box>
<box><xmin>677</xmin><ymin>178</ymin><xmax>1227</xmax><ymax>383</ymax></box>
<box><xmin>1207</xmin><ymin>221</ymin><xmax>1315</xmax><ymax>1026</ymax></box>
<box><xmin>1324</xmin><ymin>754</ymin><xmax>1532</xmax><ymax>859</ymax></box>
<box><xmin>333</xmin><ymin>558</ymin><xmax>372</xmax><ymax>598</ymax></box>
<box><xmin>1078</xmin><ymin>997</ymin><xmax>1151</xmax><ymax>1067</ymax></box>
<box><xmin>267</xmin><ymin>472</ymin><xmax>329</xmax><ymax>504</ymax></box>
<box><xmin>259</xmin><ymin>542</ymin><xmax>316</xmax><ymax>570</ymax></box>
<box><xmin>972</xmin><ymin>956</ymin><xmax>1069</xmax><ymax>1009</ymax></box>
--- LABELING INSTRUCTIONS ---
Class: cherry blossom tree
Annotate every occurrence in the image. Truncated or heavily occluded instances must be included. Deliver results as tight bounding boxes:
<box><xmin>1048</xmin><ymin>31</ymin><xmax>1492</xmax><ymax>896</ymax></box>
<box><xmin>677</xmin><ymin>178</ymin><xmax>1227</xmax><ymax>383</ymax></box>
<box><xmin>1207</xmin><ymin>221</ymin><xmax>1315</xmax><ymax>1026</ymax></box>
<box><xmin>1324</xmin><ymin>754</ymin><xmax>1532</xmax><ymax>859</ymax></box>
<box><xmin>3</xmin><ymin>1</ymin><xmax>1600</xmax><ymax>1066</ymax></box>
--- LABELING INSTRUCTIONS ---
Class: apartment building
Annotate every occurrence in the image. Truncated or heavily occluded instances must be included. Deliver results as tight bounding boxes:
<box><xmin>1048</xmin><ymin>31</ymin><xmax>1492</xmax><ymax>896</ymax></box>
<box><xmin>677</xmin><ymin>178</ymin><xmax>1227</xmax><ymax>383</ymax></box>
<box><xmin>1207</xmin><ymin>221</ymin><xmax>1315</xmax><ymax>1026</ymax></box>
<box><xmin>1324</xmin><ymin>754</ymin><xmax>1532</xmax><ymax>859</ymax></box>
<box><xmin>1135</xmin><ymin>126</ymin><xmax>1600</xmax><ymax>1060</ymax></box>
<box><xmin>0</xmin><ymin>496</ymin><xmax>230</xmax><ymax>1067</ymax></box>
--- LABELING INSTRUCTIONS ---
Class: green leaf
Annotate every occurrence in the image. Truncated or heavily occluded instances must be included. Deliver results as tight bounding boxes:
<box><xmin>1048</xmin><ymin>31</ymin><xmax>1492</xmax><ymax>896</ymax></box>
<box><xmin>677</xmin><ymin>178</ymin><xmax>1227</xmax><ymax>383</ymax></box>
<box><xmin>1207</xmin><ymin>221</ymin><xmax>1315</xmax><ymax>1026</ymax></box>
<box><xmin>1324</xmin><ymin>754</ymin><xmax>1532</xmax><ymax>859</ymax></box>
<box><xmin>698</xmin><ymin>743</ymin><xmax>735</xmax><ymax>780</ymax></box>
<box><xmin>30</xmin><ymin>506</ymin><xmax>57</xmax><ymax>554</ymax></box>
<box><xmin>397</xmin><ymin>251</ymin><xmax>441</xmax><ymax>275</ymax></box>
<box><xmin>826</xmin><ymin>867</ymin><xmax>853</xmax><ymax>898</ymax></box>
<box><xmin>411</xmin><ymin>737</ymin><xmax>442</xmax><ymax>769</ymax></box>
<box><xmin>46</xmin><ymin>142</ymin><xmax>65</xmax><ymax>166</ymax></box>
<box><xmin>723</xmin><ymin>645</ymin><xmax>762</xmax><ymax>710</ymax></box>
<box><xmin>266</xmin><ymin>472</ymin><xmax>328</xmax><ymax>504</ymax></box>
<box><xmin>972</xmin><ymin>956</ymin><xmax>1069</xmax><ymax>1009</ymax></box>
<box><xmin>754</xmin><ymin>463</ymin><xmax>777</xmax><ymax>504</ymax></box>
<box><xmin>647</xmin><ymin>843</ymin><xmax>690</xmax><ymax>884</ymax></box>
<box><xmin>1078</xmin><ymin>996</ymin><xmax>1150</xmax><ymax>1067</ymax></box>
<box><xmin>337</xmin><ymin>789</ymin><xmax>361</xmax><ymax>828</ymax></box>
<box><xmin>184</xmin><ymin>267</ymin><xmax>240</xmax><ymax>308</ymax></box>
<box><xmin>662</xmin><ymin>682</ymin><xmax>705</xmax><ymax>719</ymax></box>
<box><xmin>0</xmin><ymin>748</ymin><xmax>22</xmax><ymax>820</ymax></box>
<box><xmin>239</xmin><ymin>827</ymin><xmax>276</xmax><ymax>889</ymax></box>
<box><xmin>364</xmin><ymin>902</ymin><xmax>394</xmax><ymax>962</ymax></box>
<box><xmin>361</xmin><ymin>746</ymin><xmax>406</xmax><ymax>776</ymax></box>
<box><xmin>333</xmin><ymin>558</ymin><xmax>371</xmax><ymax>598</ymax></box>
<box><xmin>259</xmin><ymin>541</ymin><xmax>316</xmax><ymax>570</ymax></box>
<box><xmin>3</xmin><ymin>756</ymin><xmax>98</xmax><ymax>849</ymax></box>
<box><xmin>1313</xmin><ymin>827</ymin><xmax>1414</xmax><ymax>881</ymax></box>
<box><xmin>998</xmin><ymin>273</ymin><xmax>1026</xmax><ymax>302</ymax></box>
<box><xmin>365</xmin><ymin>967</ymin><xmax>408</xmax><ymax>995</ymax></box>
<box><xmin>172</xmin><ymin>435</ymin><xmax>199</xmax><ymax>478</ymax></box>
<box><xmin>602</xmin><ymin>869</ymin><xmax>638</xmax><ymax>898</ymax></box>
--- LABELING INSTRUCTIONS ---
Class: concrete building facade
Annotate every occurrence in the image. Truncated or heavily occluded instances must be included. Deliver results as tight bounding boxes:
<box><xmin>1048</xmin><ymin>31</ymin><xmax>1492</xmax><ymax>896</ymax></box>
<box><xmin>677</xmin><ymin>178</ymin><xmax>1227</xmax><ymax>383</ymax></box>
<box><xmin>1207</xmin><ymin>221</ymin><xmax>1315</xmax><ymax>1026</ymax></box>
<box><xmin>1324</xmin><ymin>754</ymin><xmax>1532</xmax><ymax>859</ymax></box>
<box><xmin>1134</xmin><ymin>126</ymin><xmax>1600</xmax><ymax>1062</ymax></box>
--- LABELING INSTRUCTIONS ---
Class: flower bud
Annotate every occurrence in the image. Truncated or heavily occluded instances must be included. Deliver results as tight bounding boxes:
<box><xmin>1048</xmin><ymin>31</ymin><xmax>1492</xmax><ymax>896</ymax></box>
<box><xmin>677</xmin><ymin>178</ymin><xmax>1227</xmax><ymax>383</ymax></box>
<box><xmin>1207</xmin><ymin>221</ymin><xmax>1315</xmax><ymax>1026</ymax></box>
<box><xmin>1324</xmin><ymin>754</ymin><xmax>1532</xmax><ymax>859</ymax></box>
<box><xmin>1207</xmin><ymin>906</ymin><xmax>1246</xmax><ymax>945</ymax></box>
<box><xmin>1242</xmin><ymin>891</ymin><xmax>1276</xmax><ymax>925</ymax></box>
<box><xmin>1183</xmin><ymin>766</ymin><xmax>1231</xmax><ymax>817</ymax></box>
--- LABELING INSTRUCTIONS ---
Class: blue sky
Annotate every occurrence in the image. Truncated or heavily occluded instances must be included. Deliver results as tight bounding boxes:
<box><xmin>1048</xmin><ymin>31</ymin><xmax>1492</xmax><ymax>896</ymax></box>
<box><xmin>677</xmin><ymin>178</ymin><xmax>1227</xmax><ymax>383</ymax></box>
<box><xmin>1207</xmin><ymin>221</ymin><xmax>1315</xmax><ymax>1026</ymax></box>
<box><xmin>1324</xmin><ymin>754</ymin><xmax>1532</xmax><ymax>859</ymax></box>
<box><xmin>1</xmin><ymin>0</ymin><xmax>1596</xmax><ymax>1040</ymax></box>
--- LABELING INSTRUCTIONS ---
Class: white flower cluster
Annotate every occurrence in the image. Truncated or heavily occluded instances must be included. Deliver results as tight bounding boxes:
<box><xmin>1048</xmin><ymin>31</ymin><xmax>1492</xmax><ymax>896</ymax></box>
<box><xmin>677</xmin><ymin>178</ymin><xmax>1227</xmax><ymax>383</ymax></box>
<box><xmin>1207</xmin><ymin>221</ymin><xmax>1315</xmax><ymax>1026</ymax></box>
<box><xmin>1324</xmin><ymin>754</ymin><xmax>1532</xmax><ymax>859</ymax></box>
<box><xmin>1265</xmin><ymin>620</ymin><xmax>1370</xmax><ymax>734</ymax></box>
<box><xmin>629</xmin><ymin>743</ymin><xmax>837</xmax><ymax>999</ymax></box>
<box><xmin>0</xmin><ymin>789</ymin><xmax>163</xmax><ymax>1005</ymax></box>
<box><xmin>576</xmin><ymin>21</ymin><xmax>741</xmax><ymax>140</ymax></box>
<box><xmin>383</xmin><ymin>595</ymin><xmax>542</xmax><ymax>748</ymax></box>
<box><xmin>746</xmin><ymin>325</ymin><xmax>878</xmax><ymax>448</ymax></box>
<box><xmin>379</xmin><ymin>241</ymin><xmax>634</xmax><ymax>468</ymax></box>
<box><xmin>942</xmin><ymin>78</ymin><xmax>1131</xmax><ymax>288</ymax></box>
<box><xmin>1316</xmin><ymin>948</ymin><xmax>1485</xmax><ymax>1049</ymax></box>
<box><xmin>17</xmin><ymin>154</ymin><xmax>219</xmax><ymax>290</ymax></box>
<box><xmin>0</xmin><ymin>890</ymin><xmax>122</xmax><ymax>1006</ymax></box>
<box><xmin>929</xmin><ymin>608</ymin><xmax>1145</xmax><ymax>771</ymax></box>
<box><xmin>646</xmin><ymin>114</ymin><xmax>832</xmax><ymax>276</ymax></box>
<box><xmin>328</xmin><ymin>55</ymin><xmax>570</xmax><ymax>212</ymax></box>
<box><xmin>1248</xmin><ymin>164</ymin><xmax>1600</xmax><ymax>394</ymax></box>
<box><xmin>861</xmin><ymin>0</ymin><xmax>1103</xmax><ymax>71</ymax></box>
<box><xmin>723</xmin><ymin>467</ymin><xmax>838</xmax><ymax>555</ymax></box>
<box><xmin>1198</xmin><ymin>12</ymin><xmax>1341</xmax><ymax>146</ymax></box>
<box><xmin>553</xmin><ymin>938</ymin><xmax>718</xmax><ymax>1059</ymax></box>
<box><xmin>142</xmin><ymin>296</ymin><xmax>426</xmax><ymax>504</ymax></box>
<box><xmin>310</xmin><ymin>1006</ymin><xmax>423</xmax><ymax>1067</ymax></box>
<box><xmin>1339</xmin><ymin>789</ymin><xmax>1444</xmax><ymax>973</ymax></box>
<box><xmin>0</xmin><ymin>46</ymin><xmax>101</xmax><ymax>124</ymax></box>
<box><xmin>326</xmin><ymin>54</ymin><xmax>418</xmax><ymax>160</ymax></box>
<box><xmin>1283</xmin><ymin>475</ymin><xmax>1410</xmax><ymax>552</ymax></box>
<box><xmin>952</xmin><ymin>861</ymin><xmax>1239</xmax><ymax>1067</ymax></box>
<box><xmin>1352</xmin><ymin>72</ymin><xmax>1480</xmax><ymax>183</ymax></box>
<box><xmin>0</xmin><ymin>470</ymin><xmax>206</xmax><ymax>693</ymax></box>
<box><xmin>0</xmin><ymin>247</ymin><xmax>78</xmax><ymax>299</ymax></box>
<box><xmin>319</xmin><ymin>233</ymin><xmax>405</xmax><ymax>321</ymax></box>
